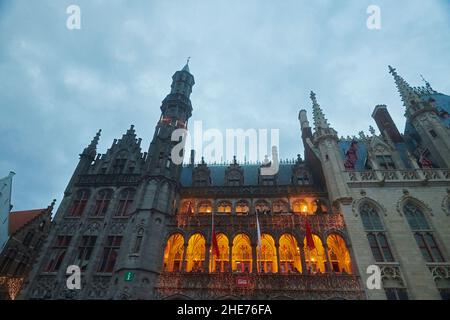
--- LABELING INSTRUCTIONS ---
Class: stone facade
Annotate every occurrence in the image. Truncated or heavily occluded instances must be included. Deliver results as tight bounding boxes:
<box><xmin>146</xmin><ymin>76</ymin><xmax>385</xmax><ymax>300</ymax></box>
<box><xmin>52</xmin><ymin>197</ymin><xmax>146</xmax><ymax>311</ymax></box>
<box><xmin>19</xmin><ymin>64</ymin><xmax>450</xmax><ymax>300</ymax></box>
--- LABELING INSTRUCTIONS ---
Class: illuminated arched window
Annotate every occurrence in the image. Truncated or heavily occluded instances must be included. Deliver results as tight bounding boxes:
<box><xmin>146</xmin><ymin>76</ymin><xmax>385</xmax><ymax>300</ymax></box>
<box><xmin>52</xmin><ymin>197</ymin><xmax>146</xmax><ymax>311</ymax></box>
<box><xmin>209</xmin><ymin>233</ymin><xmax>229</xmax><ymax>273</ymax></box>
<box><xmin>217</xmin><ymin>201</ymin><xmax>232</xmax><ymax>214</ymax></box>
<box><xmin>293</xmin><ymin>200</ymin><xmax>309</xmax><ymax>215</ymax></box>
<box><xmin>163</xmin><ymin>233</ymin><xmax>184</xmax><ymax>272</ymax></box>
<box><xmin>273</xmin><ymin>200</ymin><xmax>288</xmax><ymax>214</ymax></box>
<box><xmin>327</xmin><ymin>234</ymin><xmax>352</xmax><ymax>273</ymax></box>
<box><xmin>232</xmin><ymin>234</ymin><xmax>252</xmax><ymax>272</ymax></box>
<box><xmin>279</xmin><ymin>234</ymin><xmax>302</xmax><ymax>273</ymax></box>
<box><xmin>235</xmin><ymin>200</ymin><xmax>249</xmax><ymax>216</ymax></box>
<box><xmin>303</xmin><ymin>234</ymin><xmax>326</xmax><ymax>273</ymax></box>
<box><xmin>198</xmin><ymin>201</ymin><xmax>212</xmax><ymax>215</ymax></box>
<box><xmin>185</xmin><ymin>233</ymin><xmax>206</xmax><ymax>272</ymax></box>
<box><xmin>255</xmin><ymin>200</ymin><xmax>271</xmax><ymax>215</ymax></box>
<box><xmin>257</xmin><ymin>234</ymin><xmax>278</xmax><ymax>273</ymax></box>
<box><xmin>403</xmin><ymin>202</ymin><xmax>445</xmax><ymax>262</ymax></box>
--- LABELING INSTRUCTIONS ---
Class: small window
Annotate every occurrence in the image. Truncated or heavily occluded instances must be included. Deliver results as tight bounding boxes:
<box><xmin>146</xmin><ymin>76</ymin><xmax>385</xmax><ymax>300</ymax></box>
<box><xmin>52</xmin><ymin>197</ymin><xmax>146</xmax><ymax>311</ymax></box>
<box><xmin>385</xmin><ymin>288</ymin><xmax>409</xmax><ymax>300</ymax></box>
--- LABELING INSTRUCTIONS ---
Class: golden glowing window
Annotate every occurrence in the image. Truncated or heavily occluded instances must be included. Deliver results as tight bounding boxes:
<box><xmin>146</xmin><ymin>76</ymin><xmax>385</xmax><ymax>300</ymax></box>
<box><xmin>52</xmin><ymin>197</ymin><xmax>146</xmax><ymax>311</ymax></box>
<box><xmin>293</xmin><ymin>200</ymin><xmax>309</xmax><ymax>215</ymax></box>
<box><xmin>209</xmin><ymin>233</ymin><xmax>230</xmax><ymax>273</ymax></box>
<box><xmin>185</xmin><ymin>233</ymin><xmax>206</xmax><ymax>272</ymax></box>
<box><xmin>327</xmin><ymin>234</ymin><xmax>352</xmax><ymax>273</ymax></box>
<box><xmin>257</xmin><ymin>234</ymin><xmax>278</xmax><ymax>273</ymax></box>
<box><xmin>235</xmin><ymin>201</ymin><xmax>249</xmax><ymax>215</ymax></box>
<box><xmin>303</xmin><ymin>234</ymin><xmax>326</xmax><ymax>273</ymax></box>
<box><xmin>163</xmin><ymin>233</ymin><xmax>184</xmax><ymax>272</ymax></box>
<box><xmin>279</xmin><ymin>234</ymin><xmax>302</xmax><ymax>273</ymax></box>
<box><xmin>217</xmin><ymin>201</ymin><xmax>232</xmax><ymax>214</ymax></box>
<box><xmin>198</xmin><ymin>201</ymin><xmax>212</xmax><ymax>215</ymax></box>
<box><xmin>232</xmin><ymin>234</ymin><xmax>252</xmax><ymax>272</ymax></box>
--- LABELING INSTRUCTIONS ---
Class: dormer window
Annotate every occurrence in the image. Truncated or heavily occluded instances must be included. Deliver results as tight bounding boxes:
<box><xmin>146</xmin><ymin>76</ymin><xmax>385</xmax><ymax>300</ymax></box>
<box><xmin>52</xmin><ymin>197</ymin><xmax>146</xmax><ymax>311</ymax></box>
<box><xmin>376</xmin><ymin>155</ymin><xmax>395</xmax><ymax>170</ymax></box>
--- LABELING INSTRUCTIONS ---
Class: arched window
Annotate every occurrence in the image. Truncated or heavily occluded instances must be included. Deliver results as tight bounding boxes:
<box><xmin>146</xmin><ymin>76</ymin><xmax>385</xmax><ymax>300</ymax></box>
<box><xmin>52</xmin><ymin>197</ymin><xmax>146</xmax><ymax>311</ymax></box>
<box><xmin>279</xmin><ymin>234</ymin><xmax>302</xmax><ymax>273</ymax></box>
<box><xmin>255</xmin><ymin>200</ymin><xmax>271</xmax><ymax>215</ymax></box>
<box><xmin>235</xmin><ymin>200</ymin><xmax>249</xmax><ymax>215</ymax></box>
<box><xmin>327</xmin><ymin>234</ymin><xmax>352</xmax><ymax>273</ymax></box>
<box><xmin>185</xmin><ymin>234</ymin><xmax>206</xmax><ymax>272</ymax></box>
<box><xmin>257</xmin><ymin>234</ymin><xmax>278</xmax><ymax>273</ymax></box>
<box><xmin>360</xmin><ymin>202</ymin><xmax>394</xmax><ymax>262</ymax></box>
<box><xmin>180</xmin><ymin>200</ymin><xmax>194</xmax><ymax>215</ymax></box>
<box><xmin>69</xmin><ymin>189</ymin><xmax>90</xmax><ymax>217</ymax></box>
<box><xmin>303</xmin><ymin>234</ymin><xmax>326</xmax><ymax>273</ymax></box>
<box><xmin>115</xmin><ymin>188</ymin><xmax>136</xmax><ymax>216</ymax></box>
<box><xmin>226</xmin><ymin>170</ymin><xmax>242</xmax><ymax>187</ymax></box>
<box><xmin>217</xmin><ymin>201</ymin><xmax>232</xmax><ymax>214</ymax></box>
<box><xmin>273</xmin><ymin>200</ymin><xmax>288</xmax><ymax>214</ymax></box>
<box><xmin>403</xmin><ymin>202</ymin><xmax>444</xmax><ymax>262</ymax></box>
<box><xmin>163</xmin><ymin>233</ymin><xmax>184</xmax><ymax>272</ymax></box>
<box><xmin>209</xmin><ymin>233</ymin><xmax>229</xmax><ymax>272</ymax></box>
<box><xmin>198</xmin><ymin>201</ymin><xmax>212</xmax><ymax>214</ymax></box>
<box><xmin>293</xmin><ymin>200</ymin><xmax>308</xmax><ymax>215</ymax></box>
<box><xmin>232</xmin><ymin>234</ymin><xmax>252</xmax><ymax>272</ymax></box>
<box><xmin>92</xmin><ymin>189</ymin><xmax>113</xmax><ymax>216</ymax></box>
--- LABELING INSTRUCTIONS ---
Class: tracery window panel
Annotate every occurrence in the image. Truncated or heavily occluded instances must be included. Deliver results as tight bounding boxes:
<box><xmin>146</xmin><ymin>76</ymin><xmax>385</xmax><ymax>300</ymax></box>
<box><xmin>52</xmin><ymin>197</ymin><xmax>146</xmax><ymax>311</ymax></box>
<box><xmin>360</xmin><ymin>203</ymin><xmax>384</xmax><ymax>231</ymax></box>
<box><xmin>69</xmin><ymin>189</ymin><xmax>90</xmax><ymax>217</ymax></box>
<box><xmin>217</xmin><ymin>201</ymin><xmax>232</xmax><ymax>214</ymax></box>
<box><xmin>115</xmin><ymin>188</ymin><xmax>136</xmax><ymax>216</ymax></box>
<box><xmin>92</xmin><ymin>189</ymin><xmax>113</xmax><ymax>216</ymax></box>
<box><xmin>366</xmin><ymin>232</ymin><xmax>394</xmax><ymax>262</ymax></box>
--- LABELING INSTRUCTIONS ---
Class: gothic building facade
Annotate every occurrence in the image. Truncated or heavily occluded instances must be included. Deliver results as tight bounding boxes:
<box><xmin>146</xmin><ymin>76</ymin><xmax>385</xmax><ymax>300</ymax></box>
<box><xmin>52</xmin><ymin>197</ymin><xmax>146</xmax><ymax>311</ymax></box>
<box><xmin>19</xmin><ymin>63</ymin><xmax>450</xmax><ymax>300</ymax></box>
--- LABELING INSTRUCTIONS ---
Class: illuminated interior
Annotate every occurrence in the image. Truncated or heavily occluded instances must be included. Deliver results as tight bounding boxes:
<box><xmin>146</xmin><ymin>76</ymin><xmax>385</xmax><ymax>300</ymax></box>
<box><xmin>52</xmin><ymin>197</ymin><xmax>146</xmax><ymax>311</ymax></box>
<box><xmin>293</xmin><ymin>200</ymin><xmax>310</xmax><ymax>215</ymax></box>
<box><xmin>232</xmin><ymin>234</ymin><xmax>252</xmax><ymax>272</ymax></box>
<box><xmin>279</xmin><ymin>234</ymin><xmax>302</xmax><ymax>273</ymax></box>
<box><xmin>217</xmin><ymin>201</ymin><xmax>232</xmax><ymax>214</ymax></box>
<box><xmin>327</xmin><ymin>234</ymin><xmax>352</xmax><ymax>273</ymax></box>
<box><xmin>303</xmin><ymin>234</ymin><xmax>326</xmax><ymax>273</ymax></box>
<box><xmin>163</xmin><ymin>233</ymin><xmax>184</xmax><ymax>272</ymax></box>
<box><xmin>181</xmin><ymin>200</ymin><xmax>193</xmax><ymax>215</ymax></box>
<box><xmin>209</xmin><ymin>233</ymin><xmax>230</xmax><ymax>272</ymax></box>
<box><xmin>235</xmin><ymin>201</ymin><xmax>249</xmax><ymax>215</ymax></box>
<box><xmin>185</xmin><ymin>233</ymin><xmax>206</xmax><ymax>272</ymax></box>
<box><xmin>273</xmin><ymin>200</ymin><xmax>289</xmax><ymax>214</ymax></box>
<box><xmin>257</xmin><ymin>234</ymin><xmax>278</xmax><ymax>273</ymax></box>
<box><xmin>198</xmin><ymin>201</ymin><xmax>212</xmax><ymax>214</ymax></box>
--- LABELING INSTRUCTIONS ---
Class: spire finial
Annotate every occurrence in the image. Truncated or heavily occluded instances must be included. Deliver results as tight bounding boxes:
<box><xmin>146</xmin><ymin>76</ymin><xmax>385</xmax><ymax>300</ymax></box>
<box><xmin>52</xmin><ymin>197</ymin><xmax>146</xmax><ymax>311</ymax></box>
<box><xmin>83</xmin><ymin>129</ymin><xmax>101</xmax><ymax>157</ymax></box>
<box><xmin>310</xmin><ymin>90</ymin><xmax>330</xmax><ymax>130</ymax></box>
<box><xmin>419</xmin><ymin>74</ymin><xmax>436</xmax><ymax>93</ymax></box>
<box><xmin>182</xmin><ymin>57</ymin><xmax>191</xmax><ymax>73</ymax></box>
<box><xmin>388</xmin><ymin>65</ymin><xmax>420</xmax><ymax>107</ymax></box>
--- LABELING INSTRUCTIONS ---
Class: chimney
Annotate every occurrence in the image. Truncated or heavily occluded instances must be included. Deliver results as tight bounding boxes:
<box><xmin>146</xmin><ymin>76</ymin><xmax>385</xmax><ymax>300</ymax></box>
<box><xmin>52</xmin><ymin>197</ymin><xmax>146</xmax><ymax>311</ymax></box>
<box><xmin>372</xmin><ymin>105</ymin><xmax>403</xmax><ymax>143</ymax></box>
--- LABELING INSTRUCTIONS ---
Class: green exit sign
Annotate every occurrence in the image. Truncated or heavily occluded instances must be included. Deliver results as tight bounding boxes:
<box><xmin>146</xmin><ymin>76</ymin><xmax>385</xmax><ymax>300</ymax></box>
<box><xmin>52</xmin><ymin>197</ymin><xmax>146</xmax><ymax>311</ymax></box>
<box><xmin>124</xmin><ymin>271</ymin><xmax>134</xmax><ymax>282</ymax></box>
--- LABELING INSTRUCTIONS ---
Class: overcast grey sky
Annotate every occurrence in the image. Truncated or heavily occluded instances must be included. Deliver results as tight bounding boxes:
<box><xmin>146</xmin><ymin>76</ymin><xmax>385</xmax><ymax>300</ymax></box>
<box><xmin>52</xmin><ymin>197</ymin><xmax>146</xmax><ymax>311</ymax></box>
<box><xmin>1</xmin><ymin>0</ymin><xmax>449</xmax><ymax>211</ymax></box>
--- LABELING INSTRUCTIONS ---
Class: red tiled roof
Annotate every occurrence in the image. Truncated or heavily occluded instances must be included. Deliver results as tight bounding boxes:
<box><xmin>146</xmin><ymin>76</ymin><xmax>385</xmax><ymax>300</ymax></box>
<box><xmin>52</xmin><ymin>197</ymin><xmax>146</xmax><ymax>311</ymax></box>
<box><xmin>8</xmin><ymin>209</ymin><xmax>46</xmax><ymax>236</ymax></box>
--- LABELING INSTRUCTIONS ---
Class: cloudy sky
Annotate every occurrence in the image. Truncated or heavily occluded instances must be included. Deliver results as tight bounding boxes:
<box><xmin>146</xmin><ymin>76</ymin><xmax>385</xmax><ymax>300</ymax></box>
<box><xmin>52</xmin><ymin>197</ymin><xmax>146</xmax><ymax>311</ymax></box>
<box><xmin>1</xmin><ymin>0</ymin><xmax>449</xmax><ymax>211</ymax></box>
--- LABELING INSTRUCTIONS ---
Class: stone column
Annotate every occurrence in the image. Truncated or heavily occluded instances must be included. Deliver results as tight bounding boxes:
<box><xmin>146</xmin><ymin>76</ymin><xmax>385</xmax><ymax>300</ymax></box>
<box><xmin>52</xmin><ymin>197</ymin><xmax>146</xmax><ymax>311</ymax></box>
<box><xmin>252</xmin><ymin>244</ymin><xmax>258</xmax><ymax>273</ymax></box>
<box><xmin>204</xmin><ymin>243</ymin><xmax>211</xmax><ymax>273</ymax></box>
<box><xmin>181</xmin><ymin>243</ymin><xmax>188</xmax><ymax>271</ymax></box>
<box><xmin>323</xmin><ymin>243</ymin><xmax>333</xmax><ymax>272</ymax></box>
<box><xmin>228</xmin><ymin>245</ymin><xmax>233</xmax><ymax>272</ymax></box>
<box><xmin>275</xmin><ymin>243</ymin><xmax>281</xmax><ymax>273</ymax></box>
<box><xmin>299</xmin><ymin>246</ymin><xmax>307</xmax><ymax>274</ymax></box>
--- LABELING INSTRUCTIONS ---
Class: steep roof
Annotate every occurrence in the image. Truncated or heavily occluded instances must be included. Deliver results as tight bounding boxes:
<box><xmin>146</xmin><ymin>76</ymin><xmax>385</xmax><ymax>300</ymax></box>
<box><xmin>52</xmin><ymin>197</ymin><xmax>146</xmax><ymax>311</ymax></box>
<box><xmin>8</xmin><ymin>208</ymin><xmax>47</xmax><ymax>236</ymax></box>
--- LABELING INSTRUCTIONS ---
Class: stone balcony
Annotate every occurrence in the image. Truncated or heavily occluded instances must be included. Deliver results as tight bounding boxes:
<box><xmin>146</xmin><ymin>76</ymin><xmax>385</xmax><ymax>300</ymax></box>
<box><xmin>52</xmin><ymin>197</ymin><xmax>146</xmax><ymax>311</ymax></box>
<box><xmin>345</xmin><ymin>168</ymin><xmax>450</xmax><ymax>187</ymax></box>
<box><xmin>155</xmin><ymin>272</ymin><xmax>365</xmax><ymax>300</ymax></box>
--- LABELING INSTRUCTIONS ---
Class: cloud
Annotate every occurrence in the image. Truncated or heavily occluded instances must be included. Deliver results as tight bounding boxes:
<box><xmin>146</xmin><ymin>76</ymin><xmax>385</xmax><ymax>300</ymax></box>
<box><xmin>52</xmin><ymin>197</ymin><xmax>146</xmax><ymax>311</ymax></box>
<box><xmin>0</xmin><ymin>0</ymin><xmax>449</xmax><ymax>210</ymax></box>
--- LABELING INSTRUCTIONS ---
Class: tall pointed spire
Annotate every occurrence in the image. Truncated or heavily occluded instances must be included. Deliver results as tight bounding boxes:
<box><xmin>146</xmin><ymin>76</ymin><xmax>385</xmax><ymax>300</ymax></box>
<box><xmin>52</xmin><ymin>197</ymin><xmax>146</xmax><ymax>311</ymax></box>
<box><xmin>82</xmin><ymin>129</ymin><xmax>101</xmax><ymax>158</ymax></box>
<box><xmin>388</xmin><ymin>65</ymin><xmax>420</xmax><ymax>107</ymax></box>
<box><xmin>310</xmin><ymin>91</ymin><xmax>331</xmax><ymax>130</ymax></box>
